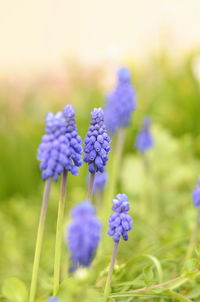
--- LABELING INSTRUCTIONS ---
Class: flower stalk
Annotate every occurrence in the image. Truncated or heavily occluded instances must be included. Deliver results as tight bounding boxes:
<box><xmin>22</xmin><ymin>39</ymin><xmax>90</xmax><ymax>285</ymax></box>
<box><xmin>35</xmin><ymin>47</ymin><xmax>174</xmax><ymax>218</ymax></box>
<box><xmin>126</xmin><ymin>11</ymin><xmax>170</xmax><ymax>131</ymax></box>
<box><xmin>104</xmin><ymin>241</ymin><xmax>119</xmax><ymax>302</ymax></box>
<box><xmin>105</xmin><ymin>128</ymin><xmax>125</xmax><ymax>206</ymax></box>
<box><xmin>88</xmin><ymin>172</ymin><xmax>95</xmax><ymax>201</ymax></box>
<box><xmin>29</xmin><ymin>178</ymin><xmax>52</xmax><ymax>302</ymax></box>
<box><xmin>185</xmin><ymin>209</ymin><xmax>200</xmax><ymax>262</ymax></box>
<box><xmin>53</xmin><ymin>169</ymin><xmax>68</xmax><ymax>295</ymax></box>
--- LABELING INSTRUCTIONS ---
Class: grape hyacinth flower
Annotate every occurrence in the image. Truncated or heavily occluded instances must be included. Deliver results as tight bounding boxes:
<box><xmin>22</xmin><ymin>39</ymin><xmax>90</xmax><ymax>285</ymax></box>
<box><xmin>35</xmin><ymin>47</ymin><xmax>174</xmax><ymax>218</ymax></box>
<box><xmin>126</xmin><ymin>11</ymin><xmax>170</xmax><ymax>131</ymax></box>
<box><xmin>108</xmin><ymin>193</ymin><xmax>132</xmax><ymax>242</ymax></box>
<box><xmin>104</xmin><ymin>67</ymin><xmax>136</xmax><ymax>135</ymax></box>
<box><xmin>84</xmin><ymin>108</ymin><xmax>111</xmax><ymax>200</ymax></box>
<box><xmin>67</xmin><ymin>201</ymin><xmax>101</xmax><ymax>272</ymax></box>
<box><xmin>104</xmin><ymin>68</ymin><xmax>136</xmax><ymax>211</ymax></box>
<box><xmin>63</xmin><ymin>105</ymin><xmax>83</xmax><ymax>175</ymax></box>
<box><xmin>93</xmin><ymin>171</ymin><xmax>107</xmax><ymax>193</ymax></box>
<box><xmin>38</xmin><ymin>108</ymin><xmax>82</xmax><ymax>181</ymax></box>
<box><xmin>135</xmin><ymin>117</ymin><xmax>154</xmax><ymax>153</ymax></box>
<box><xmin>37</xmin><ymin>112</ymin><xmax>68</xmax><ymax>181</ymax></box>
<box><xmin>30</xmin><ymin>113</ymin><xmax>68</xmax><ymax>302</ymax></box>
<box><xmin>53</xmin><ymin>105</ymin><xmax>83</xmax><ymax>295</ymax></box>
<box><xmin>104</xmin><ymin>193</ymin><xmax>132</xmax><ymax>302</ymax></box>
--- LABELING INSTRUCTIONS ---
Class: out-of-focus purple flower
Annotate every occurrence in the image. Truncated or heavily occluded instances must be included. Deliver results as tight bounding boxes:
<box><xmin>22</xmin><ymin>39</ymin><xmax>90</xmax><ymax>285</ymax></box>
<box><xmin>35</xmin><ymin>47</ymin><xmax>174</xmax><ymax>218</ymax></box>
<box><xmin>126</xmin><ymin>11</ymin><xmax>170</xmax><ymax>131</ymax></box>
<box><xmin>104</xmin><ymin>67</ymin><xmax>136</xmax><ymax>134</ymax></box>
<box><xmin>192</xmin><ymin>178</ymin><xmax>200</xmax><ymax>209</ymax></box>
<box><xmin>67</xmin><ymin>201</ymin><xmax>101</xmax><ymax>271</ymax></box>
<box><xmin>46</xmin><ymin>297</ymin><xmax>59</xmax><ymax>302</ymax></box>
<box><xmin>135</xmin><ymin>117</ymin><xmax>154</xmax><ymax>152</ymax></box>
<box><xmin>93</xmin><ymin>171</ymin><xmax>107</xmax><ymax>193</ymax></box>
<box><xmin>63</xmin><ymin>105</ymin><xmax>83</xmax><ymax>175</ymax></box>
<box><xmin>108</xmin><ymin>193</ymin><xmax>132</xmax><ymax>242</ymax></box>
<box><xmin>84</xmin><ymin>108</ymin><xmax>111</xmax><ymax>173</ymax></box>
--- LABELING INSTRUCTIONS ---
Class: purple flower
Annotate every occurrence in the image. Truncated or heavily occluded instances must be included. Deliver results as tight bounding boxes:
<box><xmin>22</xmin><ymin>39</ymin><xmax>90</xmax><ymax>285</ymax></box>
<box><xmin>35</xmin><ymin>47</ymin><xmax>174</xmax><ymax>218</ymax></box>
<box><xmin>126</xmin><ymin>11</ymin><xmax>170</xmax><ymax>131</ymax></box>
<box><xmin>93</xmin><ymin>171</ymin><xmax>107</xmax><ymax>193</ymax></box>
<box><xmin>46</xmin><ymin>297</ymin><xmax>59</xmax><ymax>302</ymax></box>
<box><xmin>84</xmin><ymin>108</ymin><xmax>111</xmax><ymax>173</ymax></box>
<box><xmin>63</xmin><ymin>105</ymin><xmax>83</xmax><ymax>175</ymax></box>
<box><xmin>37</xmin><ymin>106</ymin><xmax>82</xmax><ymax>180</ymax></box>
<box><xmin>67</xmin><ymin>201</ymin><xmax>101</xmax><ymax>272</ymax></box>
<box><xmin>108</xmin><ymin>193</ymin><xmax>132</xmax><ymax>242</ymax></box>
<box><xmin>104</xmin><ymin>67</ymin><xmax>136</xmax><ymax>134</ymax></box>
<box><xmin>192</xmin><ymin>178</ymin><xmax>200</xmax><ymax>209</ymax></box>
<box><xmin>135</xmin><ymin>117</ymin><xmax>154</xmax><ymax>152</ymax></box>
<box><xmin>37</xmin><ymin>112</ymin><xmax>70</xmax><ymax>181</ymax></box>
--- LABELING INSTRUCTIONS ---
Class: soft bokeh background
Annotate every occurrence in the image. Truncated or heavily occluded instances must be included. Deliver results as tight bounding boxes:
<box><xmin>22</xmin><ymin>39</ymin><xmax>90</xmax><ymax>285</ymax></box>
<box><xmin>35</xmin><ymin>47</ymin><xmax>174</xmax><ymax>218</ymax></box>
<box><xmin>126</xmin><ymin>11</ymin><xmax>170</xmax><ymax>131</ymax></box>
<box><xmin>1</xmin><ymin>1</ymin><xmax>200</xmax><ymax>301</ymax></box>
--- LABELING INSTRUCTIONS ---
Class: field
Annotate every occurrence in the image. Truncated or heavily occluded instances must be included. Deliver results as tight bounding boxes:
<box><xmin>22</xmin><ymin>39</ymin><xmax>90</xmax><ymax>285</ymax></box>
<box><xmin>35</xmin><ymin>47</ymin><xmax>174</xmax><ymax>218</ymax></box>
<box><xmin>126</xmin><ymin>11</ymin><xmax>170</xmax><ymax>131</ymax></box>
<box><xmin>0</xmin><ymin>52</ymin><xmax>200</xmax><ymax>301</ymax></box>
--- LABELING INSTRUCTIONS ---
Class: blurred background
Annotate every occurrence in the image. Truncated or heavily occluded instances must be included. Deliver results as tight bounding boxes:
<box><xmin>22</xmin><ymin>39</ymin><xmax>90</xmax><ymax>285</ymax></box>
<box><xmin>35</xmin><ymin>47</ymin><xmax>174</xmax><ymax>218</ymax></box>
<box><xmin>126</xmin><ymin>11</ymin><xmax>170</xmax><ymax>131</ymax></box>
<box><xmin>1</xmin><ymin>0</ymin><xmax>200</xmax><ymax>296</ymax></box>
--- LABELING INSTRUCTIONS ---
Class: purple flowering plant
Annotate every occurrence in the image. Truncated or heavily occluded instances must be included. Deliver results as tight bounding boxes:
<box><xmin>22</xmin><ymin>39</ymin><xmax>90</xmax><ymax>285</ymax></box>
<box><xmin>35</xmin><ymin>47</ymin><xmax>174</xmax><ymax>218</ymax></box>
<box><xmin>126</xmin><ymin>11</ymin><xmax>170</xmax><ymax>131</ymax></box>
<box><xmin>84</xmin><ymin>108</ymin><xmax>111</xmax><ymax>174</ymax></box>
<box><xmin>104</xmin><ymin>67</ymin><xmax>136</xmax><ymax>135</ymax></box>
<box><xmin>135</xmin><ymin>117</ymin><xmax>154</xmax><ymax>153</ymax></box>
<box><xmin>108</xmin><ymin>193</ymin><xmax>132</xmax><ymax>242</ymax></box>
<box><xmin>67</xmin><ymin>201</ymin><xmax>101</xmax><ymax>271</ymax></box>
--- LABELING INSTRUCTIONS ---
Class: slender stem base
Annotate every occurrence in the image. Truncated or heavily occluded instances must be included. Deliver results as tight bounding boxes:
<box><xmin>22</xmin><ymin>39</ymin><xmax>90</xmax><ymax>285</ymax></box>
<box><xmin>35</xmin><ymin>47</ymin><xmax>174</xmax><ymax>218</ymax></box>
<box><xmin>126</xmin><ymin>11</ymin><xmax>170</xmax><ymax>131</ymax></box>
<box><xmin>104</xmin><ymin>241</ymin><xmax>119</xmax><ymax>302</ymax></box>
<box><xmin>105</xmin><ymin>128</ymin><xmax>125</xmax><ymax>206</ymax></box>
<box><xmin>185</xmin><ymin>210</ymin><xmax>200</xmax><ymax>262</ymax></box>
<box><xmin>142</xmin><ymin>152</ymin><xmax>149</xmax><ymax>174</ymax></box>
<box><xmin>53</xmin><ymin>170</ymin><xmax>68</xmax><ymax>295</ymax></box>
<box><xmin>29</xmin><ymin>178</ymin><xmax>52</xmax><ymax>302</ymax></box>
<box><xmin>96</xmin><ymin>191</ymin><xmax>102</xmax><ymax>210</ymax></box>
<box><xmin>88</xmin><ymin>172</ymin><xmax>95</xmax><ymax>202</ymax></box>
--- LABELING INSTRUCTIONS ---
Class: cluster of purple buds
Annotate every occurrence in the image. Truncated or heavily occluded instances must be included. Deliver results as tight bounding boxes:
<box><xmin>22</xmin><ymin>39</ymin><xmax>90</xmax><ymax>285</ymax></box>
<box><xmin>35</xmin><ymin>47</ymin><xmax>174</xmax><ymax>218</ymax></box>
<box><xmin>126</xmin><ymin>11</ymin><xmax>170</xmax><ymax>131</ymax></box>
<box><xmin>93</xmin><ymin>171</ymin><xmax>107</xmax><ymax>193</ymax></box>
<box><xmin>192</xmin><ymin>178</ymin><xmax>200</xmax><ymax>209</ymax></box>
<box><xmin>67</xmin><ymin>201</ymin><xmax>101</xmax><ymax>271</ymax></box>
<box><xmin>46</xmin><ymin>297</ymin><xmax>59</xmax><ymax>302</ymax></box>
<box><xmin>104</xmin><ymin>67</ymin><xmax>136</xmax><ymax>134</ymax></box>
<box><xmin>37</xmin><ymin>112</ymin><xmax>69</xmax><ymax>181</ymax></box>
<box><xmin>108</xmin><ymin>193</ymin><xmax>132</xmax><ymax>242</ymax></box>
<box><xmin>84</xmin><ymin>108</ymin><xmax>111</xmax><ymax>173</ymax></box>
<box><xmin>63</xmin><ymin>105</ymin><xmax>83</xmax><ymax>175</ymax></box>
<box><xmin>37</xmin><ymin>105</ymin><xmax>82</xmax><ymax>180</ymax></box>
<box><xmin>135</xmin><ymin>117</ymin><xmax>154</xmax><ymax>152</ymax></box>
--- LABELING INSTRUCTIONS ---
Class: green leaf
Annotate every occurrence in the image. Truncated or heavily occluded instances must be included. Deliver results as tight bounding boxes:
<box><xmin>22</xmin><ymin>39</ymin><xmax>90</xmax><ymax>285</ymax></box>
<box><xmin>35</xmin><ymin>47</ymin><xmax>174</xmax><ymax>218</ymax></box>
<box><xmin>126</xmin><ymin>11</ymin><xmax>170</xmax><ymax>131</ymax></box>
<box><xmin>143</xmin><ymin>254</ymin><xmax>163</xmax><ymax>283</ymax></box>
<box><xmin>2</xmin><ymin>277</ymin><xmax>28</xmax><ymax>302</ymax></box>
<box><xmin>186</xmin><ymin>286</ymin><xmax>200</xmax><ymax>299</ymax></box>
<box><xmin>165</xmin><ymin>290</ymin><xmax>193</xmax><ymax>302</ymax></box>
<box><xmin>143</xmin><ymin>265</ymin><xmax>154</xmax><ymax>285</ymax></box>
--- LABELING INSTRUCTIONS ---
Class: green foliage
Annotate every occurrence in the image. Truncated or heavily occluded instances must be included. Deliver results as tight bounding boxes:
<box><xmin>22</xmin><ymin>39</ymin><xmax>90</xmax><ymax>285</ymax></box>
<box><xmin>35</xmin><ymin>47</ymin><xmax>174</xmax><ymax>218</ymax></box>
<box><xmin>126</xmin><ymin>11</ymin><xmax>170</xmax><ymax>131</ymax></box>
<box><xmin>1</xmin><ymin>53</ymin><xmax>200</xmax><ymax>301</ymax></box>
<box><xmin>2</xmin><ymin>278</ymin><xmax>28</xmax><ymax>302</ymax></box>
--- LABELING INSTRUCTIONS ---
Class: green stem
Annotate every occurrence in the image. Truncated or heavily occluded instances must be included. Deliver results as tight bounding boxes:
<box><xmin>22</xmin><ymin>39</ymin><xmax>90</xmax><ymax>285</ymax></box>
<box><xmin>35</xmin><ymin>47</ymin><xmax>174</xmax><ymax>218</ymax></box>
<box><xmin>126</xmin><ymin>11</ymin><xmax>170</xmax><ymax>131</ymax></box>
<box><xmin>128</xmin><ymin>276</ymin><xmax>185</xmax><ymax>293</ymax></box>
<box><xmin>104</xmin><ymin>241</ymin><xmax>119</xmax><ymax>302</ymax></box>
<box><xmin>53</xmin><ymin>169</ymin><xmax>68</xmax><ymax>295</ymax></box>
<box><xmin>142</xmin><ymin>152</ymin><xmax>149</xmax><ymax>174</ymax></box>
<box><xmin>29</xmin><ymin>178</ymin><xmax>52</xmax><ymax>302</ymax></box>
<box><xmin>96</xmin><ymin>191</ymin><xmax>102</xmax><ymax>210</ymax></box>
<box><xmin>185</xmin><ymin>210</ymin><xmax>200</xmax><ymax>262</ymax></box>
<box><xmin>88</xmin><ymin>172</ymin><xmax>95</xmax><ymax>202</ymax></box>
<box><xmin>105</xmin><ymin>128</ymin><xmax>125</xmax><ymax>205</ymax></box>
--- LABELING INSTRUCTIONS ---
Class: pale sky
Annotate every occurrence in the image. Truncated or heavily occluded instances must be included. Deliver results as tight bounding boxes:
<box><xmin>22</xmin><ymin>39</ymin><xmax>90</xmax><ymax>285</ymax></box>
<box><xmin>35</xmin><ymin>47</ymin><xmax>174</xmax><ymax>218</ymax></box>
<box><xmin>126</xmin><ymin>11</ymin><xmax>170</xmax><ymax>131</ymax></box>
<box><xmin>0</xmin><ymin>0</ymin><xmax>200</xmax><ymax>76</ymax></box>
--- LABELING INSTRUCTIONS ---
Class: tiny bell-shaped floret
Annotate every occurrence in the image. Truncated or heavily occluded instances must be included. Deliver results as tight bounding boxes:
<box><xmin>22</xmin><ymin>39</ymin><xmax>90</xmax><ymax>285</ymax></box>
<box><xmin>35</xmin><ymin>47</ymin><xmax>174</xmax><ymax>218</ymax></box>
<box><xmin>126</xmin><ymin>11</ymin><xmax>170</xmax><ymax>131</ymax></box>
<box><xmin>108</xmin><ymin>193</ymin><xmax>132</xmax><ymax>242</ymax></box>
<box><xmin>84</xmin><ymin>108</ymin><xmax>111</xmax><ymax>173</ymax></box>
